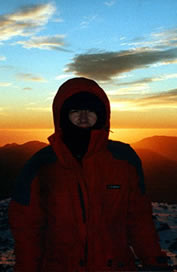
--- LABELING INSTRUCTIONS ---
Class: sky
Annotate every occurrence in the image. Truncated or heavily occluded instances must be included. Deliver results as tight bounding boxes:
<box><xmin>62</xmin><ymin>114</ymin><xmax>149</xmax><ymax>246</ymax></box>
<box><xmin>0</xmin><ymin>0</ymin><xmax>177</xmax><ymax>145</ymax></box>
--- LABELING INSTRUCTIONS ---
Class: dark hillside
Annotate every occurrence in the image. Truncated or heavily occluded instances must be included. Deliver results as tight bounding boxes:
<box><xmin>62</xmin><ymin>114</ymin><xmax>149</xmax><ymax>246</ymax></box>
<box><xmin>0</xmin><ymin>141</ymin><xmax>47</xmax><ymax>200</ymax></box>
<box><xmin>132</xmin><ymin>136</ymin><xmax>177</xmax><ymax>161</ymax></box>
<box><xmin>134</xmin><ymin>148</ymin><xmax>177</xmax><ymax>203</ymax></box>
<box><xmin>0</xmin><ymin>137</ymin><xmax>177</xmax><ymax>203</ymax></box>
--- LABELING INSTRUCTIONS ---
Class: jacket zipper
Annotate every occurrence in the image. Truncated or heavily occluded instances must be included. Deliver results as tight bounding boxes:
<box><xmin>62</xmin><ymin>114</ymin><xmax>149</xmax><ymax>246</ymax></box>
<box><xmin>77</xmin><ymin>183</ymin><xmax>88</xmax><ymax>267</ymax></box>
<box><xmin>78</xmin><ymin>183</ymin><xmax>86</xmax><ymax>223</ymax></box>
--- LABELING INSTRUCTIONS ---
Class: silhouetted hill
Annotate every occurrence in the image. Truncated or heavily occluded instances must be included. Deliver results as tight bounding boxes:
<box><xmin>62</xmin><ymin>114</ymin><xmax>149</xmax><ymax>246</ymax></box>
<box><xmin>132</xmin><ymin>135</ymin><xmax>177</xmax><ymax>161</ymax></box>
<box><xmin>133</xmin><ymin>148</ymin><xmax>177</xmax><ymax>203</ymax></box>
<box><xmin>0</xmin><ymin>141</ymin><xmax>47</xmax><ymax>200</ymax></box>
<box><xmin>0</xmin><ymin>137</ymin><xmax>177</xmax><ymax>203</ymax></box>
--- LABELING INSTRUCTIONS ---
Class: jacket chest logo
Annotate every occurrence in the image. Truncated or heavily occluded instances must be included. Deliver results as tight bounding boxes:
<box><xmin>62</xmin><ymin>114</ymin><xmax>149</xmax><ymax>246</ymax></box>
<box><xmin>106</xmin><ymin>184</ymin><xmax>121</xmax><ymax>189</ymax></box>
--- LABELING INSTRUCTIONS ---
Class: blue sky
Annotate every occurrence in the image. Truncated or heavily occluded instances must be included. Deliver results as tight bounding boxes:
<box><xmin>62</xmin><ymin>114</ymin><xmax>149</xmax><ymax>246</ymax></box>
<box><xmin>0</xmin><ymin>0</ymin><xmax>177</xmax><ymax>135</ymax></box>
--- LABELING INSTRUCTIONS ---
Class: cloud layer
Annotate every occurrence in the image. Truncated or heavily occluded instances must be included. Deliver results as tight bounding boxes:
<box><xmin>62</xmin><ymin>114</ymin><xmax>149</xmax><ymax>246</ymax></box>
<box><xmin>0</xmin><ymin>3</ymin><xmax>55</xmax><ymax>41</ymax></box>
<box><xmin>137</xmin><ymin>88</ymin><xmax>177</xmax><ymax>108</ymax></box>
<box><xmin>0</xmin><ymin>82</ymin><xmax>12</xmax><ymax>87</ymax></box>
<box><xmin>0</xmin><ymin>3</ymin><xmax>69</xmax><ymax>52</ymax></box>
<box><xmin>66</xmin><ymin>47</ymin><xmax>177</xmax><ymax>81</ymax></box>
<box><xmin>0</xmin><ymin>56</ymin><xmax>6</xmax><ymax>61</ymax></box>
<box><xmin>104</xmin><ymin>0</ymin><xmax>116</xmax><ymax>7</ymax></box>
<box><xmin>124</xmin><ymin>28</ymin><xmax>177</xmax><ymax>50</ymax></box>
<box><xmin>116</xmin><ymin>73</ymin><xmax>177</xmax><ymax>87</ymax></box>
<box><xmin>16</xmin><ymin>73</ymin><xmax>47</xmax><ymax>82</ymax></box>
<box><xmin>110</xmin><ymin>88</ymin><xmax>177</xmax><ymax>112</ymax></box>
<box><xmin>17</xmin><ymin>35</ymin><xmax>68</xmax><ymax>51</ymax></box>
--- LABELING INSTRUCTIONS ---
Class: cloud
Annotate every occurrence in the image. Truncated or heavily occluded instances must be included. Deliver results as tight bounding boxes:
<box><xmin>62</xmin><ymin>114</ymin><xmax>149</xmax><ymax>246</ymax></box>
<box><xmin>25</xmin><ymin>102</ymin><xmax>51</xmax><ymax>112</ymax></box>
<box><xmin>26</xmin><ymin>106</ymin><xmax>51</xmax><ymax>112</ymax></box>
<box><xmin>52</xmin><ymin>17</ymin><xmax>63</xmax><ymax>23</ymax></box>
<box><xmin>8</xmin><ymin>3</ymin><xmax>55</xmax><ymax>22</ymax></box>
<box><xmin>66</xmin><ymin>47</ymin><xmax>177</xmax><ymax>81</ymax></box>
<box><xmin>120</xmin><ymin>36</ymin><xmax>126</xmax><ymax>41</ymax></box>
<box><xmin>111</xmin><ymin>101</ymin><xmax>136</xmax><ymax>111</ymax></box>
<box><xmin>80</xmin><ymin>15</ymin><xmax>97</xmax><ymax>29</ymax></box>
<box><xmin>55</xmin><ymin>74</ymin><xmax>74</xmax><ymax>80</ymax></box>
<box><xmin>110</xmin><ymin>88</ymin><xmax>177</xmax><ymax>112</ymax></box>
<box><xmin>0</xmin><ymin>3</ymin><xmax>56</xmax><ymax>42</ymax></box>
<box><xmin>137</xmin><ymin>88</ymin><xmax>177</xmax><ymax>107</ymax></box>
<box><xmin>0</xmin><ymin>107</ymin><xmax>6</xmax><ymax>116</ymax></box>
<box><xmin>0</xmin><ymin>82</ymin><xmax>12</xmax><ymax>87</ymax></box>
<box><xmin>116</xmin><ymin>73</ymin><xmax>177</xmax><ymax>87</ymax></box>
<box><xmin>0</xmin><ymin>65</ymin><xmax>14</xmax><ymax>70</ymax></box>
<box><xmin>23</xmin><ymin>87</ymin><xmax>32</xmax><ymax>91</ymax></box>
<box><xmin>124</xmin><ymin>27</ymin><xmax>177</xmax><ymax>50</ymax></box>
<box><xmin>0</xmin><ymin>56</ymin><xmax>6</xmax><ymax>61</ymax></box>
<box><xmin>104</xmin><ymin>0</ymin><xmax>116</xmax><ymax>6</ymax></box>
<box><xmin>16</xmin><ymin>73</ymin><xmax>47</xmax><ymax>82</ymax></box>
<box><xmin>151</xmin><ymin>28</ymin><xmax>177</xmax><ymax>49</ymax></box>
<box><xmin>16</xmin><ymin>34</ymin><xmax>69</xmax><ymax>51</ymax></box>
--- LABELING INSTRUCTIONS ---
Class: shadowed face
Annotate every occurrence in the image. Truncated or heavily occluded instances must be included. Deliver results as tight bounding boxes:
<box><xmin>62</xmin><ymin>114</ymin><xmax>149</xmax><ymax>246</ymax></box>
<box><xmin>68</xmin><ymin>109</ymin><xmax>97</xmax><ymax>128</ymax></box>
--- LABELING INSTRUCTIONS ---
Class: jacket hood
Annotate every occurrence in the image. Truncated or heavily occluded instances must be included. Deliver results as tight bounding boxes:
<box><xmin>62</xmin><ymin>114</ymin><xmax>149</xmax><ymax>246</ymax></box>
<box><xmin>52</xmin><ymin>77</ymin><xmax>110</xmax><ymax>133</ymax></box>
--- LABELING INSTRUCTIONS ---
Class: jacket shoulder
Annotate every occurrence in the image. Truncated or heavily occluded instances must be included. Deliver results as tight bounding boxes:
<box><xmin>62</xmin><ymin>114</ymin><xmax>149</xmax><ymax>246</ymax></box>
<box><xmin>11</xmin><ymin>145</ymin><xmax>57</xmax><ymax>205</ymax></box>
<box><xmin>107</xmin><ymin>140</ymin><xmax>145</xmax><ymax>194</ymax></box>
<box><xmin>108</xmin><ymin>140</ymin><xmax>140</xmax><ymax>164</ymax></box>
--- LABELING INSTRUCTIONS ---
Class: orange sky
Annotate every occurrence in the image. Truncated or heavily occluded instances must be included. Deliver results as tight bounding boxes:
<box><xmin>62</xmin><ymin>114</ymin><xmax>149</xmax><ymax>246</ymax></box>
<box><xmin>1</xmin><ymin>101</ymin><xmax>177</xmax><ymax>129</ymax></box>
<box><xmin>0</xmin><ymin>104</ymin><xmax>177</xmax><ymax>146</ymax></box>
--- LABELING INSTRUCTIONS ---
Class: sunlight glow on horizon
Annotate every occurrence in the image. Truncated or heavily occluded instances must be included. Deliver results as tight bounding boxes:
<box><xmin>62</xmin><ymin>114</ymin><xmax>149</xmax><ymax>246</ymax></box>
<box><xmin>1</xmin><ymin>128</ymin><xmax>177</xmax><ymax>147</ymax></box>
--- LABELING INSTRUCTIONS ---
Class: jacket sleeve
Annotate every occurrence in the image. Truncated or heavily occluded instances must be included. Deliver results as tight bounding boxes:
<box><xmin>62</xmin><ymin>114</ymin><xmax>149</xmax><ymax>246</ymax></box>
<box><xmin>127</xmin><ymin>165</ymin><xmax>169</xmax><ymax>270</ymax></box>
<box><xmin>8</xmin><ymin>177</ymin><xmax>47</xmax><ymax>272</ymax></box>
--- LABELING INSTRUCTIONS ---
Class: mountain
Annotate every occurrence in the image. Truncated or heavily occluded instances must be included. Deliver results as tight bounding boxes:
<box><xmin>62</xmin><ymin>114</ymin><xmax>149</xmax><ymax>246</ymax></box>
<box><xmin>132</xmin><ymin>147</ymin><xmax>177</xmax><ymax>203</ymax></box>
<box><xmin>130</xmin><ymin>136</ymin><xmax>177</xmax><ymax>202</ymax></box>
<box><xmin>0</xmin><ymin>136</ymin><xmax>177</xmax><ymax>203</ymax></box>
<box><xmin>132</xmin><ymin>135</ymin><xmax>177</xmax><ymax>161</ymax></box>
<box><xmin>0</xmin><ymin>141</ymin><xmax>47</xmax><ymax>200</ymax></box>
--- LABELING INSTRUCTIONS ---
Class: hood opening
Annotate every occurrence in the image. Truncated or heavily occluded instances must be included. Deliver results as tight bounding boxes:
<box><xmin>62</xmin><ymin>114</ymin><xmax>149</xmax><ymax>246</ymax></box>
<box><xmin>59</xmin><ymin>91</ymin><xmax>107</xmax><ymax>160</ymax></box>
<box><xmin>53</xmin><ymin>77</ymin><xmax>110</xmax><ymax>132</ymax></box>
<box><xmin>60</xmin><ymin>91</ymin><xmax>107</xmax><ymax>130</ymax></box>
<box><xmin>52</xmin><ymin>77</ymin><xmax>110</xmax><ymax>160</ymax></box>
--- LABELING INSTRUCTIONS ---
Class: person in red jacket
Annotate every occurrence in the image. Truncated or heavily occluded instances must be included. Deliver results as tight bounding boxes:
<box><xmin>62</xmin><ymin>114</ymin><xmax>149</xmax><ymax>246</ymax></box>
<box><xmin>9</xmin><ymin>77</ymin><xmax>171</xmax><ymax>272</ymax></box>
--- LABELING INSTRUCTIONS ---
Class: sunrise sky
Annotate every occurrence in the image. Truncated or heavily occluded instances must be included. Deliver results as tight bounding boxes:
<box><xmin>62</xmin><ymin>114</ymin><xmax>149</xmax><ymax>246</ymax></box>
<box><xmin>0</xmin><ymin>0</ymin><xmax>177</xmax><ymax>146</ymax></box>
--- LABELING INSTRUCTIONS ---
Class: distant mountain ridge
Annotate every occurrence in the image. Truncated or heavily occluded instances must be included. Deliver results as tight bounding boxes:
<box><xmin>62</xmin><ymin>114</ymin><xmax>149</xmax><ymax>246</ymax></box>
<box><xmin>131</xmin><ymin>136</ymin><xmax>177</xmax><ymax>203</ymax></box>
<box><xmin>0</xmin><ymin>136</ymin><xmax>177</xmax><ymax>203</ymax></box>
<box><xmin>1</xmin><ymin>141</ymin><xmax>47</xmax><ymax>151</ymax></box>
<box><xmin>132</xmin><ymin>135</ymin><xmax>177</xmax><ymax>161</ymax></box>
<box><xmin>0</xmin><ymin>141</ymin><xmax>47</xmax><ymax>200</ymax></box>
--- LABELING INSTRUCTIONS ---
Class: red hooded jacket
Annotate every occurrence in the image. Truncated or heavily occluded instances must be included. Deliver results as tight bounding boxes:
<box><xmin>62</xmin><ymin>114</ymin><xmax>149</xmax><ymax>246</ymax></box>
<box><xmin>8</xmin><ymin>78</ymin><xmax>168</xmax><ymax>272</ymax></box>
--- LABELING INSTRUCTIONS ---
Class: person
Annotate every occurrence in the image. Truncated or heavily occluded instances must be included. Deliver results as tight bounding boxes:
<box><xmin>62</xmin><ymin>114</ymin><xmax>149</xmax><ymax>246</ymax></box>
<box><xmin>8</xmin><ymin>77</ymin><xmax>171</xmax><ymax>272</ymax></box>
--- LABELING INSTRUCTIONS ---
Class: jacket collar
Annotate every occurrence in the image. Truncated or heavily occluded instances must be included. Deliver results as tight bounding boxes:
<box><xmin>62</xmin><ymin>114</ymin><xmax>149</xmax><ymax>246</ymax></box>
<box><xmin>48</xmin><ymin>128</ymin><xmax>109</xmax><ymax>168</ymax></box>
